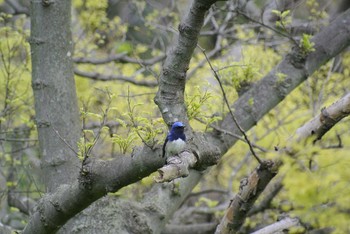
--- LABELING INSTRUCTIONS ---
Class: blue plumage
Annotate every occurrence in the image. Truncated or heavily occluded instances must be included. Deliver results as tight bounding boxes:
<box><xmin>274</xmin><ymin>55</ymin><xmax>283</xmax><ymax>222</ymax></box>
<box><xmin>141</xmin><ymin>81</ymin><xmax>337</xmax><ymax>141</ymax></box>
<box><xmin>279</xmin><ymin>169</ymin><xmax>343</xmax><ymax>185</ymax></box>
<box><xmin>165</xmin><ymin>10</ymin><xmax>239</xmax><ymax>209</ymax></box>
<box><xmin>162</xmin><ymin>121</ymin><xmax>186</xmax><ymax>158</ymax></box>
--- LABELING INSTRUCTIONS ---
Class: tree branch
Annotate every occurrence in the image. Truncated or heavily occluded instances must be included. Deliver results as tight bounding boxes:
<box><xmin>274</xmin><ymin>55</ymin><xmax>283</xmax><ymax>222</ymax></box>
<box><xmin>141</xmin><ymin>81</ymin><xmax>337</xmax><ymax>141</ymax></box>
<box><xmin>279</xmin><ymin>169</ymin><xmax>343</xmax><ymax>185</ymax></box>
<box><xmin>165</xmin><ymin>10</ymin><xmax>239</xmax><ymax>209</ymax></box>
<box><xmin>73</xmin><ymin>54</ymin><xmax>165</xmax><ymax>66</ymax></box>
<box><xmin>22</xmin><ymin>146</ymin><xmax>164</xmax><ymax>234</ymax></box>
<box><xmin>74</xmin><ymin>68</ymin><xmax>158</xmax><ymax>87</ymax></box>
<box><xmin>251</xmin><ymin>217</ymin><xmax>300</xmax><ymax>234</ymax></box>
<box><xmin>248</xmin><ymin>179</ymin><xmax>283</xmax><ymax>216</ymax></box>
<box><xmin>294</xmin><ymin>92</ymin><xmax>350</xmax><ymax>142</ymax></box>
<box><xmin>215</xmin><ymin>160</ymin><xmax>279</xmax><ymax>234</ymax></box>
<box><xmin>163</xmin><ymin>222</ymin><xmax>218</xmax><ymax>234</ymax></box>
<box><xmin>4</xmin><ymin>0</ymin><xmax>29</xmax><ymax>15</ymax></box>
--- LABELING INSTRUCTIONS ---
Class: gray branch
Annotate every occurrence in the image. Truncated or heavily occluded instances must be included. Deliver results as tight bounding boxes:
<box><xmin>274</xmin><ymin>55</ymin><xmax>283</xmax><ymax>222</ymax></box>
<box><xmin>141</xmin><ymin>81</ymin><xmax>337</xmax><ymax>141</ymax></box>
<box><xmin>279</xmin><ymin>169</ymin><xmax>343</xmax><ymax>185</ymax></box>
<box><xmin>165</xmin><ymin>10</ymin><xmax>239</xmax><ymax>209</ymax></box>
<box><xmin>251</xmin><ymin>217</ymin><xmax>300</xmax><ymax>234</ymax></box>
<box><xmin>22</xmin><ymin>146</ymin><xmax>164</xmax><ymax>234</ymax></box>
<box><xmin>74</xmin><ymin>68</ymin><xmax>158</xmax><ymax>87</ymax></box>
<box><xmin>74</xmin><ymin>54</ymin><xmax>165</xmax><ymax>66</ymax></box>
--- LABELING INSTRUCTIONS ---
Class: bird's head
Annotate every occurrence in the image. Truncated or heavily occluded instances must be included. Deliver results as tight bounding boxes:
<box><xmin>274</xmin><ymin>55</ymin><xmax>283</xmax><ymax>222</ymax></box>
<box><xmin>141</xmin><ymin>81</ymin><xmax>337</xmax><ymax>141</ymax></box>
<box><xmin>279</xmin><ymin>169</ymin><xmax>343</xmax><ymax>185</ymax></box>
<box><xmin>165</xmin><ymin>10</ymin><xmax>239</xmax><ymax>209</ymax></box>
<box><xmin>171</xmin><ymin>121</ymin><xmax>185</xmax><ymax>133</ymax></box>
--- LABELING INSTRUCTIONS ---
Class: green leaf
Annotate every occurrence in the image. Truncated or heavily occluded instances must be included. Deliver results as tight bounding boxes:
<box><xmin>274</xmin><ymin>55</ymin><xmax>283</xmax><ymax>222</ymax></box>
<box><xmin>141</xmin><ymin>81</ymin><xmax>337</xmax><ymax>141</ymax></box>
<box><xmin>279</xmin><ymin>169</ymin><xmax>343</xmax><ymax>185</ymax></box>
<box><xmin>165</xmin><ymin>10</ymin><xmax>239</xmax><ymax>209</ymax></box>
<box><xmin>271</xmin><ymin>10</ymin><xmax>281</xmax><ymax>17</ymax></box>
<box><xmin>281</xmin><ymin>10</ymin><xmax>290</xmax><ymax>18</ymax></box>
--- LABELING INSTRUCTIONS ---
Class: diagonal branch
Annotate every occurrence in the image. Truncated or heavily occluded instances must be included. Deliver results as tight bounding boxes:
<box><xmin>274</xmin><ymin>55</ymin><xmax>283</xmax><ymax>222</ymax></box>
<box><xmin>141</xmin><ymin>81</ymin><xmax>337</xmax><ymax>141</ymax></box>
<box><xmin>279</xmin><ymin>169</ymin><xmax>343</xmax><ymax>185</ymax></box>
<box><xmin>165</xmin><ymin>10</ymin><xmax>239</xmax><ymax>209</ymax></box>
<box><xmin>215</xmin><ymin>160</ymin><xmax>279</xmax><ymax>234</ymax></box>
<box><xmin>294</xmin><ymin>92</ymin><xmax>350</xmax><ymax>142</ymax></box>
<box><xmin>22</xmin><ymin>147</ymin><xmax>164</xmax><ymax>234</ymax></box>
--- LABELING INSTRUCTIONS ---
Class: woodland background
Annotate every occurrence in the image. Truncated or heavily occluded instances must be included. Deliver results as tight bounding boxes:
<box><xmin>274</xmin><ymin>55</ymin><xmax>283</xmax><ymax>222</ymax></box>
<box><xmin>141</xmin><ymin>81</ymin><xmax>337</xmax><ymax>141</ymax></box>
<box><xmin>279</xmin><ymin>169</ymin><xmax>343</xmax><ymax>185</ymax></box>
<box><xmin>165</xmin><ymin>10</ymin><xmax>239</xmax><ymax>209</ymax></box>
<box><xmin>1</xmin><ymin>0</ymin><xmax>350</xmax><ymax>233</ymax></box>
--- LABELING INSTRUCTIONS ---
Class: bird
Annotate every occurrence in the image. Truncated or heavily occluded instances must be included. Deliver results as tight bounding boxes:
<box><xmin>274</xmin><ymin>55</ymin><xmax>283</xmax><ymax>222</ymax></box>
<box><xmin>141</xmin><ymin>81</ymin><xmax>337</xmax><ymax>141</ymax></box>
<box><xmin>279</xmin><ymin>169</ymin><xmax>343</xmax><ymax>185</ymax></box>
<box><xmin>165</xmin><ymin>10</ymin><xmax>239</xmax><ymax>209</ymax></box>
<box><xmin>162</xmin><ymin>121</ymin><xmax>186</xmax><ymax>158</ymax></box>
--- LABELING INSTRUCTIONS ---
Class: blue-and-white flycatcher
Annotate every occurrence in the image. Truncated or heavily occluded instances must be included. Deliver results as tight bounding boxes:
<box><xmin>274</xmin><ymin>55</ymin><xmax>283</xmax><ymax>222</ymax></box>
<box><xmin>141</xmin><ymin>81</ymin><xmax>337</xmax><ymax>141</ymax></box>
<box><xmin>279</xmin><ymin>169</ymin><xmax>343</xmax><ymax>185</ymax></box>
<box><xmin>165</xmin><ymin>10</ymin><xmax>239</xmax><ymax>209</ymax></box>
<box><xmin>162</xmin><ymin>121</ymin><xmax>186</xmax><ymax>158</ymax></box>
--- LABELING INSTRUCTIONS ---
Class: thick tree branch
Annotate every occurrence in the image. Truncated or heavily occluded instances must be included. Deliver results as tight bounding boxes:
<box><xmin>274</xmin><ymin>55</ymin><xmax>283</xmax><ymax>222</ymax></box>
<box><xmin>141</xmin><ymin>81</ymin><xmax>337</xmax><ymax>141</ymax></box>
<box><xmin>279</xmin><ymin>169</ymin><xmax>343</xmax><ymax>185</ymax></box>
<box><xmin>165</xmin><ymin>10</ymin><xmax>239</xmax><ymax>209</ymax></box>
<box><xmin>154</xmin><ymin>151</ymin><xmax>197</xmax><ymax>183</ymax></box>
<box><xmin>215</xmin><ymin>160</ymin><xmax>279</xmax><ymax>234</ymax></box>
<box><xmin>247</xmin><ymin>179</ymin><xmax>283</xmax><ymax>216</ymax></box>
<box><xmin>22</xmin><ymin>146</ymin><xmax>164</xmax><ymax>234</ymax></box>
<box><xmin>153</xmin><ymin>0</ymin><xmax>224</xmax><ymax>184</ymax></box>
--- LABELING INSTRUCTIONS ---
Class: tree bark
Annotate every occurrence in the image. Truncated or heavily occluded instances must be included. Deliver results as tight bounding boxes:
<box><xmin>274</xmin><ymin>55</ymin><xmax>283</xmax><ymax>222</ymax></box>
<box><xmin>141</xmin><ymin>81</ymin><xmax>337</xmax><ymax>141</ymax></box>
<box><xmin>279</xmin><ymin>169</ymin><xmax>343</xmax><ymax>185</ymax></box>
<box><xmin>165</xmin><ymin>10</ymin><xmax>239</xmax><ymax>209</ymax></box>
<box><xmin>30</xmin><ymin>0</ymin><xmax>81</xmax><ymax>192</ymax></box>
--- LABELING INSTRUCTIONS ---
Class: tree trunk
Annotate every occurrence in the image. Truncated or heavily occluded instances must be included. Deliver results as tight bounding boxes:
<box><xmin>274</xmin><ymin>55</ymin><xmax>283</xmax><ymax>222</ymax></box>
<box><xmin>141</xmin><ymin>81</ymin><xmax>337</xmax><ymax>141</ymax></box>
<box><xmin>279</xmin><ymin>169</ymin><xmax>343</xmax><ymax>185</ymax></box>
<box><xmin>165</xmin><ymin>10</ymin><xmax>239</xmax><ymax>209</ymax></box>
<box><xmin>30</xmin><ymin>0</ymin><xmax>80</xmax><ymax>192</ymax></box>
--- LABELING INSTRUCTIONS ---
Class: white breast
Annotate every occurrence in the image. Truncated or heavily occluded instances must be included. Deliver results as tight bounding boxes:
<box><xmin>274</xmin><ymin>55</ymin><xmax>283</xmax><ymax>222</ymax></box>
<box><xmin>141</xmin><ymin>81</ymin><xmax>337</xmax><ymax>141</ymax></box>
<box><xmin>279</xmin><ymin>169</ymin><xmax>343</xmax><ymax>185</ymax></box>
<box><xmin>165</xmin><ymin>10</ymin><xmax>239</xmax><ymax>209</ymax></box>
<box><xmin>165</xmin><ymin>139</ymin><xmax>186</xmax><ymax>157</ymax></box>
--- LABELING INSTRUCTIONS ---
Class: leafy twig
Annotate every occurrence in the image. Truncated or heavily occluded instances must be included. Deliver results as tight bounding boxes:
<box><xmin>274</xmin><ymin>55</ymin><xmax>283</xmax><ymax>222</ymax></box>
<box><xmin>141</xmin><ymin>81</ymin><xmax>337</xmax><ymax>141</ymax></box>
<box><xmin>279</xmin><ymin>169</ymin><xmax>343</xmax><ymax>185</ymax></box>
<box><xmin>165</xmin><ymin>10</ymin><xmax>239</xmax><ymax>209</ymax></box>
<box><xmin>126</xmin><ymin>87</ymin><xmax>153</xmax><ymax>149</ymax></box>
<box><xmin>85</xmin><ymin>93</ymin><xmax>111</xmax><ymax>157</ymax></box>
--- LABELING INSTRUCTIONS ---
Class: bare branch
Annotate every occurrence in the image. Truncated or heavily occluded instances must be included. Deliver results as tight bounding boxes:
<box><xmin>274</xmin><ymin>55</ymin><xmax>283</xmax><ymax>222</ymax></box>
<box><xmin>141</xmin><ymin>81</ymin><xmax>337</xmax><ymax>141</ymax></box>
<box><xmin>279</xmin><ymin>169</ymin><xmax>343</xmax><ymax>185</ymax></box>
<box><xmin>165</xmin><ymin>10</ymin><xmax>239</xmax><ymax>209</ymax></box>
<box><xmin>295</xmin><ymin>92</ymin><xmax>350</xmax><ymax>142</ymax></box>
<box><xmin>22</xmin><ymin>146</ymin><xmax>164</xmax><ymax>234</ymax></box>
<box><xmin>164</xmin><ymin>222</ymin><xmax>218</xmax><ymax>234</ymax></box>
<box><xmin>73</xmin><ymin>54</ymin><xmax>165</xmax><ymax>66</ymax></box>
<box><xmin>74</xmin><ymin>68</ymin><xmax>158</xmax><ymax>87</ymax></box>
<box><xmin>0</xmin><ymin>137</ymin><xmax>37</xmax><ymax>142</ymax></box>
<box><xmin>4</xmin><ymin>0</ymin><xmax>29</xmax><ymax>15</ymax></box>
<box><xmin>251</xmin><ymin>217</ymin><xmax>300</xmax><ymax>234</ymax></box>
<box><xmin>8</xmin><ymin>191</ymin><xmax>36</xmax><ymax>215</ymax></box>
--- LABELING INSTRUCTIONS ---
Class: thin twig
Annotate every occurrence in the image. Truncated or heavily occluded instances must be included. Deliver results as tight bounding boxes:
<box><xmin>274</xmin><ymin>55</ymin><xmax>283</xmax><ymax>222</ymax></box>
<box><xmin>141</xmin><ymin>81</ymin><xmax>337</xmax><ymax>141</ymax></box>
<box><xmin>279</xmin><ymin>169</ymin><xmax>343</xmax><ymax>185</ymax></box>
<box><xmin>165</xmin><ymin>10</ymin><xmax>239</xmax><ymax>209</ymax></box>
<box><xmin>200</xmin><ymin>46</ymin><xmax>263</xmax><ymax>164</ymax></box>
<box><xmin>51</xmin><ymin>125</ymin><xmax>79</xmax><ymax>156</ymax></box>
<box><xmin>0</xmin><ymin>137</ymin><xmax>37</xmax><ymax>142</ymax></box>
<box><xmin>84</xmin><ymin>89</ymin><xmax>113</xmax><ymax>161</ymax></box>
<box><xmin>235</xmin><ymin>8</ymin><xmax>299</xmax><ymax>47</ymax></box>
<box><xmin>195</xmin><ymin>117</ymin><xmax>267</xmax><ymax>152</ymax></box>
<box><xmin>74</xmin><ymin>68</ymin><xmax>158</xmax><ymax>87</ymax></box>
